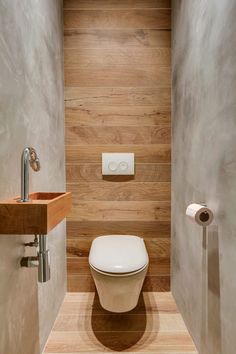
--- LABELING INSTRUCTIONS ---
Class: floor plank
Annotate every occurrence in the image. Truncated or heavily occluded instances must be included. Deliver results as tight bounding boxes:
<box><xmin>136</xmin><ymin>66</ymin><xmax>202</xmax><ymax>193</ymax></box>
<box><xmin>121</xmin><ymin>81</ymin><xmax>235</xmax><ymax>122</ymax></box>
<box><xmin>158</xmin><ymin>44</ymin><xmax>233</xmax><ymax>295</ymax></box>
<box><xmin>43</xmin><ymin>292</ymin><xmax>198</xmax><ymax>353</ymax></box>
<box><xmin>67</xmin><ymin>274</ymin><xmax>170</xmax><ymax>292</ymax></box>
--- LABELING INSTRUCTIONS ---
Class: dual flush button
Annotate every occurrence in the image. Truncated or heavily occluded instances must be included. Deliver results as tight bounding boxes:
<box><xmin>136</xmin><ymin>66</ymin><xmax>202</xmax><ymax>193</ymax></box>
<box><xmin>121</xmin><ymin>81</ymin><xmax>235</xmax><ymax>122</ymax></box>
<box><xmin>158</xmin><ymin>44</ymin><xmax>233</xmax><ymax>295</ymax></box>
<box><xmin>102</xmin><ymin>153</ymin><xmax>135</xmax><ymax>175</ymax></box>
<box><xmin>108</xmin><ymin>161</ymin><xmax>128</xmax><ymax>172</ymax></box>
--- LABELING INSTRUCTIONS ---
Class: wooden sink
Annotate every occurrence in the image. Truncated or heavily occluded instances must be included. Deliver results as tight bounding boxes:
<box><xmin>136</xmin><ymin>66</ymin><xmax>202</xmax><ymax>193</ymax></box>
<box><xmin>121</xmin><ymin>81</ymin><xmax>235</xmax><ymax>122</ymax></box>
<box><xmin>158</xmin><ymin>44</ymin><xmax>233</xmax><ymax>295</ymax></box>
<box><xmin>0</xmin><ymin>192</ymin><xmax>72</xmax><ymax>235</ymax></box>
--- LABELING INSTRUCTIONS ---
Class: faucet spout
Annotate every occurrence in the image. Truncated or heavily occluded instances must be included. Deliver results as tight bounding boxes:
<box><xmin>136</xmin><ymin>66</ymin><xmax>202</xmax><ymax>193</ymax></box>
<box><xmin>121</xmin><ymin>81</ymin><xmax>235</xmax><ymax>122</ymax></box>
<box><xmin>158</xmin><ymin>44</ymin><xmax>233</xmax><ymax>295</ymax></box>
<box><xmin>20</xmin><ymin>147</ymin><xmax>40</xmax><ymax>202</ymax></box>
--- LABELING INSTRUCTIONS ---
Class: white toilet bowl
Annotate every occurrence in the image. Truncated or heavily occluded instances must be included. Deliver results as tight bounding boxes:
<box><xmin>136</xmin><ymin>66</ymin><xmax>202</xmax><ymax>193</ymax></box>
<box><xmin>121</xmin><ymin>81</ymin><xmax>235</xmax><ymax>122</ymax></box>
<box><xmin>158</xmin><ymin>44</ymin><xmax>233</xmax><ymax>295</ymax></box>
<box><xmin>89</xmin><ymin>235</ymin><xmax>149</xmax><ymax>313</ymax></box>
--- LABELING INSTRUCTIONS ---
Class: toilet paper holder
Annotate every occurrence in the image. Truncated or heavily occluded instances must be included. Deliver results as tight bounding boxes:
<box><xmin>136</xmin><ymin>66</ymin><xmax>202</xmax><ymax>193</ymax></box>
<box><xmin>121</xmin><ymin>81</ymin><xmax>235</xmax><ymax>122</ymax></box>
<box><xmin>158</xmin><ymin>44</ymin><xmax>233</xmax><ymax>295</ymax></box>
<box><xmin>186</xmin><ymin>203</ymin><xmax>214</xmax><ymax>226</ymax></box>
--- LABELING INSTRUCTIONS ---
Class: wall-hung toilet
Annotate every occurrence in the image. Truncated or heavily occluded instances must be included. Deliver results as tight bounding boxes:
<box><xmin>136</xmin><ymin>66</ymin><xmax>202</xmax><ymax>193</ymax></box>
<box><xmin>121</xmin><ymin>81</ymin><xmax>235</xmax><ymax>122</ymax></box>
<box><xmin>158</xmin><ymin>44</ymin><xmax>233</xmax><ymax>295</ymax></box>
<box><xmin>89</xmin><ymin>235</ymin><xmax>149</xmax><ymax>313</ymax></box>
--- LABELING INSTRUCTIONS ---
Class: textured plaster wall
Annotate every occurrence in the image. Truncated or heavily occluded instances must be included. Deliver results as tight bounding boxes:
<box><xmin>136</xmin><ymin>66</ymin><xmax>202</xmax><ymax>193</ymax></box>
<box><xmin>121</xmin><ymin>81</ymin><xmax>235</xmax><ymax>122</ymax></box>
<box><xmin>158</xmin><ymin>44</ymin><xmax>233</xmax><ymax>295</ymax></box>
<box><xmin>0</xmin><ymin>1</ymin><xmax>65</xmax><ymax>353</ymax></box>
<box><xmin>172</xmin><ymin>1</ymin><xmax>236</xmax><ymax>354</ymax></box>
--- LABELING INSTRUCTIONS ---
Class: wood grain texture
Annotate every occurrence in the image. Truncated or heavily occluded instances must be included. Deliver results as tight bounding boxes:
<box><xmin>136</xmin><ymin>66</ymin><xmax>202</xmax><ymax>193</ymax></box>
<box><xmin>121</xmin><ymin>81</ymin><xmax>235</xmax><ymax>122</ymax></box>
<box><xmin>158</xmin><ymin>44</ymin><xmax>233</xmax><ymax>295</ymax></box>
<box><xmin>43</xmin><ymin>292</ymin><xmax>198</xmax><ymax>354</ymax></box>
<box><xmin>64</xmin><ymin>0</ymin><xmax>171</xmax><ymax>10</ymax></box>
<box><xmin>67</xmin><ymin>220</ymin><xmax>170</xmax><ymax>238</ymax></box>
<box><xmin>66</xmin><ymin>145</ymin><xmax>171</xmax><ymax>163</ymax></box>
<box><xmin>67</xmin><ymin>275</ymin><xmax>95</xmax><ymax>292</ymax></box>
<box><xmin>64</xmin><ymin>0</ymin><xmax>171</xmax><ymax>292</ymax></box>
<box><xmin>68</xmin><ymin>201</ymin><xmax>170</xmax><ymax>221</ymax></box>
<box><xmin>67</xmin><ymin>257</ymin><xmax>170</xmax><ymax>275</ymax></box>
<box><xmin>65</xmin><ymin>47</ymin><xmax>170</xmax><ymax>66</ymax></box>
<box><xmin>67</xmin><ymin>182</ymin><xmax>170</xmax><ymax>201</ymax></box>
<box><xmin>65</xmin><ymin>65</ymin><xmax>170</xmax><ymax>87</ymax></box>
<box><xmin>58</xmin><ymin>292</ymin><xmax>179</xmax><ymax>314</ymax></box>
<box><xmin>64</xmin><ymin>10</ymin><xmax>171</xmax><ymax>29</ymax></box>
<box><xmin>66</xmin><ymin>164</ymin><xmax>171</xmax><ymax>182</ymax></box>
<box><xmin>65</xmin><ymin>87</ymin><xmax>171</xmax><ymax>107</ymax></box>
<box><xmin>64</xmin><ymin>29</ymin><xmax>171</xmax><ymax>48</ymax></box>
<box><xmin>0</xmin><ymin>192</ymin><xmax>71</xmax><ymax>235</ymax></box>
<box><xmin>44</xmin><ymin>329</ymin><xmax>196</xmax><ymax>352</ymax></box>
<box><xmin>65</xmin><ymin>106</ymin><xmax>171</xmax><ymax>126</ymax></box>
<box><xmin>67</xmin><ymin>238</ymin><xmax>170</xmax><ymax>258</ymax></box>
<box><xmin>53</xmin><ymin>312</ymin><xmax>186</xmax><ymax>332</ymax></box>
<box><xmin>66</xmin><ymin>125</ymin><xmax>171</xmax><ymax>144</ymax></box>
<box><xmin>67</xmin><ymin>274</ymin><xmax>170</xmax><ymax>292</ymax></box>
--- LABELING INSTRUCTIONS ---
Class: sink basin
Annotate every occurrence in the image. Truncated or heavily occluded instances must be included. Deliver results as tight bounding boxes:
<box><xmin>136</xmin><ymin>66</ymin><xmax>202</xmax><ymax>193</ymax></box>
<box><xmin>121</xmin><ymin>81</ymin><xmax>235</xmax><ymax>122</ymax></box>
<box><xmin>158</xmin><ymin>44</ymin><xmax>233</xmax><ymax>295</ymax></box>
<box><xmin>0</xmin><ymin>192</ymin><xmax>72</xmax><ymax>235</ymax></box>
<box><xmin>29</xmin><ymin>192</ymin><xmax>66</xmax><ymax>201</ymax></box>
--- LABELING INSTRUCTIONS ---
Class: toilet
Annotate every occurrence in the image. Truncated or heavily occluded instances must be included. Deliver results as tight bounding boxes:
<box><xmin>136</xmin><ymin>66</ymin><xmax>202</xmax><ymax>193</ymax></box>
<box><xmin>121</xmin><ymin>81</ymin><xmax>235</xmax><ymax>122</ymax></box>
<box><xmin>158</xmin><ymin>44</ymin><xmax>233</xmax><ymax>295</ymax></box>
<box><xmin>89</xmin><ymin>235</ymin><xmax>149</xmax><ymax>313</ymax></box>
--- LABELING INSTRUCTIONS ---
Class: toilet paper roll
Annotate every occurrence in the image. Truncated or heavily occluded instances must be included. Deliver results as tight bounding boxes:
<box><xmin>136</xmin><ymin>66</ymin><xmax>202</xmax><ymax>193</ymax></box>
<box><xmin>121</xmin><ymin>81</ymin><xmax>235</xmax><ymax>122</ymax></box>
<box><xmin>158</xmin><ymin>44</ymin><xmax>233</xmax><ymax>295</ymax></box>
<box><xmin>186</xmin><ymin>203</ymin><xmax>213</xmax><ymax>226</ymax></box>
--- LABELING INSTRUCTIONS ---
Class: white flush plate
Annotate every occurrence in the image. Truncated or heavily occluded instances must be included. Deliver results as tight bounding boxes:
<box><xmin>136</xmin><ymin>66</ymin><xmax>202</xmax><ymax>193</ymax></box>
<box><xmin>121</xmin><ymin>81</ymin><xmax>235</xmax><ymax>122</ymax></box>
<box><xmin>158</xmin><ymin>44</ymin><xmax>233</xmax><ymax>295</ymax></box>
<box><xmin>102</xmin><ymin>153</ymin><xmax>135</xmax><ymax>175</ymax></box>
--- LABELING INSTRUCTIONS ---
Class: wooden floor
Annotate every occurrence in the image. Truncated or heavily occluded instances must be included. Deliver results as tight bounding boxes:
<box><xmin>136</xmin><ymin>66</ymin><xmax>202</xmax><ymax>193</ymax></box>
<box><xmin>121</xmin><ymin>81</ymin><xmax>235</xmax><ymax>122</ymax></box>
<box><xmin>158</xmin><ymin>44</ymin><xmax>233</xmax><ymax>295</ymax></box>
<box><xmin>43</xmin><ymin>292</ymin><xmax>198</xmax><ymax>353</ymax></box>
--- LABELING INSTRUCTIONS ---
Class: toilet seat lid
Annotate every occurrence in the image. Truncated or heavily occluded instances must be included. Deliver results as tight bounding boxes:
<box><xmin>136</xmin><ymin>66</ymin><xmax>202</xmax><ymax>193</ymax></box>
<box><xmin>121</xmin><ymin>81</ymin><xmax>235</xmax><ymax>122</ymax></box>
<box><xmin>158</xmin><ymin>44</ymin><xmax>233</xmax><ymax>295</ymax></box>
<box><xmin>89</xmin><ymin>235</ymin><xmax>149</xmax><ymax>274</ymax></box>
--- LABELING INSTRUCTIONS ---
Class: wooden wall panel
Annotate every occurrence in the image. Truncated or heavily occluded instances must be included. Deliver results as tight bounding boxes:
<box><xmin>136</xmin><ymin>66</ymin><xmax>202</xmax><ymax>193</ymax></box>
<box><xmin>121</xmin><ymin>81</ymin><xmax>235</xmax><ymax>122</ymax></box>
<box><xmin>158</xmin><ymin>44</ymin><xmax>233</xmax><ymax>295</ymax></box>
<box><xmin>67</xmin><ymin>257</ymin><xmax>170</xmax><ymax>276</ymax></box>
<box><xmin>65</xmin><ymin>106</ymin><xmax>171</xmax><ymax>126</ymax></box>
<box><xmin>64</xmin><ymin>29</ymin><xmax>171</xmax><ymax>48</ymax></box>
<box><xmin>64</xmin><ymin>0</ymin><xmax>171</xmax><ymax>10</ymax></box>
<box><xmin>65</xmin><ymin>65</ymin><xmax>170</xmax><ymax>87</ymax></box>
<box><xmin>67</xmin><ymin>238</ymin><xmax>170</xmax><ymax>258</ymax></box>
<box><xmin>67</xmin><ymin>182</ymin><xmax>171</xmax><ymax>201</ymax></box>
<box><xmin>66</xmin><ymin>145</ymin><xmax>171</xmax><ymax>163</ymax></box>
<box><xmin>69</xmin><ymin>201</ymin><xmax>170</xmax><ymax>221</ymax></box>
<box><xmin>67</xmin><ymin>221</ymin><xmax>170</xmax><ymax>238</ymax></box>
<box><xmin>65</xmin><ymin>87</ymin><xmax>171</xmax><ymax>107</ymax></box>
<box><xmin>64</xmin><ymin>0</ymin><xmax>171</xmax><ymax>292</ymax></box>
<box><xmin>66</xmin><ymin>125</ymin><xmax>171</xmax><ymax>144</ymax></box>
<box><xmin>64</xmin><ymin>48</ymin><xmax>170</xmax><ymax>67</ymax></box>
<box><xmin>66</xmin><ymin>164</ymin><xmax>171</xmax><ymax>182</ymax></box>
<box><xmin>64</xmin><ymin>10</ymin><xmax>171</xmax><ymax>30</ymax></box>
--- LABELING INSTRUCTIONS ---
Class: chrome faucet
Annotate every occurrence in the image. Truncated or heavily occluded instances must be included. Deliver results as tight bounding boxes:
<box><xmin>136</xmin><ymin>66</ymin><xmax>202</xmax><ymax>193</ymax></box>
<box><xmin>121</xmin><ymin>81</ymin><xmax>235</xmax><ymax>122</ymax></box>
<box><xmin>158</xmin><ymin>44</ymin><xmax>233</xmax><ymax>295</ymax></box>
<box><xmin>19</xmin><ymin>148</ymin><xmax>50</xmax><ymax>282</ymax></box>
<box><xmin>20</xmin><ymin>147</ymin><xmax>40</xmax><ymax>202</ymax></box>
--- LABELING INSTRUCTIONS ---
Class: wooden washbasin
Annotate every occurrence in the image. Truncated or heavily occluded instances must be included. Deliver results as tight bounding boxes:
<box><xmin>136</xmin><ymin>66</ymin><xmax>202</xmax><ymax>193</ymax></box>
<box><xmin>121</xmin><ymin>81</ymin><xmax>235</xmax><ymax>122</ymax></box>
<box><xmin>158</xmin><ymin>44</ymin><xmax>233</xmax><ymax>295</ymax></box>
<box><xmin>0</xmin><ymin>192</ymin><xmax>72</xmax><ymax>235</ymax></box>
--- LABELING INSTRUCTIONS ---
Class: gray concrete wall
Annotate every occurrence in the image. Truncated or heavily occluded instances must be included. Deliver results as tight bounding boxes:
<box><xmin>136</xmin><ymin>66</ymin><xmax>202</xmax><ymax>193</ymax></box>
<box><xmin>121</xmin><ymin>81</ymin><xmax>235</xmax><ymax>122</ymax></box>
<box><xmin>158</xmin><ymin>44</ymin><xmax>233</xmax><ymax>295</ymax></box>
<box><xmin>172</xmin><ymin>1</ymin><xmax>236</xmax><ymax>354</ymax></box>
<box><xmin>0</xmin><ymin>1</ymin><xmax>65</xmax><ymax>353</ymax></box>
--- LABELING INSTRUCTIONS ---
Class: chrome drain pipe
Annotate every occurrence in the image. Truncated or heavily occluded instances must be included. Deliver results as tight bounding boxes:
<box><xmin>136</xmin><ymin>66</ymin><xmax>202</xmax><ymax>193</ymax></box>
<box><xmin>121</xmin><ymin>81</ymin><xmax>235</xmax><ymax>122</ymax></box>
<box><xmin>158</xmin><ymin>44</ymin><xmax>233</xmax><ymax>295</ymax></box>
<box><xmin>21</xmin><ymin>234</ymin><xmax>50</xmax><ymax>283</ymax></box>
<box><xmin>38</xmin><ymin>235</ymin><xmax>50</xmax><ymax>282</ymax></box>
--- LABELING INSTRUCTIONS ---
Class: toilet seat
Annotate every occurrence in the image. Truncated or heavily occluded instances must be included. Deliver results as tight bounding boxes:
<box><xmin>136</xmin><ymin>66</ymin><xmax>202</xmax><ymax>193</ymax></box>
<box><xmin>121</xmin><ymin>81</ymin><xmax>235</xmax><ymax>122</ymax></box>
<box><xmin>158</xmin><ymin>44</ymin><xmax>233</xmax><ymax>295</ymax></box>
<box><xmin>89</xmin><ymin>235</ymin><xmax>149</xmax><ymax>274</ymax></box>
<box><xmin>90</xmin><ymin>262</ymin><xmax>148</xmax><ymax>277</ymax></box>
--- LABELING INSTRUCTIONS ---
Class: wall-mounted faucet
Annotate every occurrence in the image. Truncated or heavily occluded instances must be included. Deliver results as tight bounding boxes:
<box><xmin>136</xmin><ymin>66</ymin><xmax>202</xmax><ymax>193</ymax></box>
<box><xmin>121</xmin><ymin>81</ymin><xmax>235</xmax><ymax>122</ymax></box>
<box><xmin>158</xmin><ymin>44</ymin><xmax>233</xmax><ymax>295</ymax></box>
<box><xmin>19</xmin><ymin>147</ymin><xmax>50</xmax><ymax>282</ymax></box>
<box><xmin>20</xmin><ymin>147</ymin><xmax>40</xmax><ymax>202</ymax></box>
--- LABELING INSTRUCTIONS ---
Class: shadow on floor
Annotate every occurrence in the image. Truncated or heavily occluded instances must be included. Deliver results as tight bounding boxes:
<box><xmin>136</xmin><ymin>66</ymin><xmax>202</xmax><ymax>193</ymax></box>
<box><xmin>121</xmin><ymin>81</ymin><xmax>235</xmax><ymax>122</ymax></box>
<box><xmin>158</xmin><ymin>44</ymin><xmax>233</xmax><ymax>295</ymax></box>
<box><xmin>91</xmin><ymin>292</ymin><xmax>148</xmax><ymax>351</ymax></box>
<box><xmin>201</xmin><ymin>225</ymin><xmax>222</xmax><ymax>354</ymax></box>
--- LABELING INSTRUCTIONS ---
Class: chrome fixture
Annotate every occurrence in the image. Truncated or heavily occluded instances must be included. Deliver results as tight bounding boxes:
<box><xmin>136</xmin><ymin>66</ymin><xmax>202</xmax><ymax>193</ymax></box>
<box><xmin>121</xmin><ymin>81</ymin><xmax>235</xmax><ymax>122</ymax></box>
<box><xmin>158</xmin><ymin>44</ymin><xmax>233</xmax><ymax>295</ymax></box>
<box><xmin>24</xmin><ymin>235</ymin><xmax>39</xmax><ymax>248</ymax></box>
<box><xmin>20</xmin><ymin>147</ymin><xmax>40</xmax><ymax>202</ymax></box>
<box><xmin>21</xmin><ymin>234</ymin><xmax>50</xmax><ymax>283</ymax></box>
<box><xmin>38</xmin><ymin>235</ymin><xmax>50</xmax><ymax>282</ymax></box>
